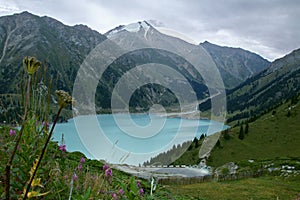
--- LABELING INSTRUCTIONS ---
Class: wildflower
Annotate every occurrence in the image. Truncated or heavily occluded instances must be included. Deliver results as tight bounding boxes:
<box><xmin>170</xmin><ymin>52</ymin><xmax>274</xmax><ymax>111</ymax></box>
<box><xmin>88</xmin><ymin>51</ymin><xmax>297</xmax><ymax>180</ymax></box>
<box><xmin>78</xmin><ymin>164</ymin><xmax>83</xmax><ymax>171</ymax></box>
<box><xmin>25</xmin><ymin>190</ymin><xmax>50</xmax><ymax>198</ymax></box>
<box><xmin>80</xmin><ymin>157</ymin><xmax>85</xmax><ymax>163</ymax></box>
<box><xmin>31</xmin><ymin>178</ymin><xmax>43</xmax><ymax>187</ymax></box>
<box><xmin>138</xmin><ymin>188</ymin><xmax>144</xmax><ymax>196</ymax></box>
<box><xmin>118</xmin><ymin>189</ymin><xmax>124</xmax><ymax>196</ymax></box>
<box><xmin>72</xmin><ymin>173</ymin><xmax>78</xmax><ymax>181</ymax></box>
<box><xmin>103</xmin><ymin>163</ymin><xmax>109</xmax><ymax>171</ymax></box>
<box><xmin>105</xmin><ymin>168</ymin><xmax>112</xmax><ymax>177</ymax></box>
<box><xmin>59</xmin><ymin>144</ymin><xmax>66</xmax><ymax>154</ymax></box>
<box><xmin>137</xmin><ymin>181</ymin><xmax>141</xmax><ymax>188</ymax></box>
<box><xmin>9</xmin><ymin>129</ymin><xmax>16</xmax><ymax>136</ymax></box>
<box><xmin>23</xmin><ymin>56</ymin><xmax>41</xmax><ymax>75</ymax></box>
<box><xmin>112</xmin><ymin>193</ymin><xmax>117</xmax><ymax>200</ymax></box>
<box><xmin>29</xmin><ymin>159</ymin><xmax>39</xmax><ymax>179</ymax></box>
<box><xmin>55</xmin><ymin>90</ymin><xmax>74</xmax><ymax>108</ymax></box>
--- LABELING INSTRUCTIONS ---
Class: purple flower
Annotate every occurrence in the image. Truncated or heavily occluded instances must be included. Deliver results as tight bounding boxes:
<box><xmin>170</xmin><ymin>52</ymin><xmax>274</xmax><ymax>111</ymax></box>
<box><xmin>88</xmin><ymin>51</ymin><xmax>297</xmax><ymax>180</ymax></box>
<box><xmin>118</xmin><ymin>189</ymin><xmax>125</xmax><ymax>195</ymax></box>
<box><xmin>137</xmin><ymin>181</ymin><xmax>141</xmax><ymax>188</ymax></box>
<box><xmin>103</xmin><ymin>163</ymin><xmax>108</xmax><ymax>171</ymax></box>
<box><xmin>105</xmin><ymin>168</ymin><xmax>113</xmax><ymax>177</ymax></box>
<box><xmin>78</xmin><ymin>164</ymin><xmax>83</xmax><ymax>171</ymax></box>
<box><xmin>112</xmin><ymin>193</ymin><xmax>117</xmax><ymax>200</ymax></box>
<box><xmin>72</xmin><ymin>173</ymin><xmax>78</xmax><ymax>181</ymax></box>
<box><xmin>138</xmin><ymin>188</ymin><xmax>144</xmax><ymax>195</ymax></box>
<box><xmin>80</xmin><ymin>157</ymin><xmax>85</xmax><ymax>163</ymax></box>
<box><xmin>59</xmin><ymin>144</ymin><xmax>66</xmax><ymax>154</ymax></box>
<box><xmin>9</xmin><ymin>129</ymin><xmax>16</xmax><ymax>136</ymax></box>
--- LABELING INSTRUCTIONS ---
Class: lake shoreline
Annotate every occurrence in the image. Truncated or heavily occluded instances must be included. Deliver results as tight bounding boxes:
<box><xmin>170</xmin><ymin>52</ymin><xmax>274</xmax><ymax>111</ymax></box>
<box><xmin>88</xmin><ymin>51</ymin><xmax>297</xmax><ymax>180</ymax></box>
<box><xmin>112</xmin><ymin>164</ymin><xmax>211</xmax><ymax>179</ymax></box>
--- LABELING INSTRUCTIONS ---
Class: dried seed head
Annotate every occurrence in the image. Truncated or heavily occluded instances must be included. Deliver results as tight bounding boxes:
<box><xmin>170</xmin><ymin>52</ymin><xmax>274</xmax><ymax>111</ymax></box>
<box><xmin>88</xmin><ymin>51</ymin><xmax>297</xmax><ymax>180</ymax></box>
<box><xmin>55</xmin><ymin>90</ymin><xmax>74</xmax><ymax>108</ymax></box>
<box><xmin>23</xmin><ymin>56</ymin><xmax>41</xmax><ymax>75</ymax></box>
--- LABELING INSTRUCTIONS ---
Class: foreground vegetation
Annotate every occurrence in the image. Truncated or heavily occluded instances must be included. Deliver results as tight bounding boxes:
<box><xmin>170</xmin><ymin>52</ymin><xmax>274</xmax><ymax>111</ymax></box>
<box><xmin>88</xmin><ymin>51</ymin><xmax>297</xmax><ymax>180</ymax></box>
<box><xmin>0</xmin><ymin>57</ymin><xmax>165</xmax><ymax>199</ymax></box>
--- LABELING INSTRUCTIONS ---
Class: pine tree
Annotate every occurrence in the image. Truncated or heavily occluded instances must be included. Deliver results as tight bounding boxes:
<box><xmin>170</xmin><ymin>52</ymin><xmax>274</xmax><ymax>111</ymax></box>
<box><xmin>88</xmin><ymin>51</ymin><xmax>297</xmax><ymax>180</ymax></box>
<box><xmin>238</xmin><ymin>125</ymin><xmax>244</xmax><ymax>140</ymax></box>
<box><xmin>200</xmin><ymin>134</ymin><xmax>205</xmax><ymax>140</ymax></box>
<box><xmin>193</xmin><ymin>137</ymin><xmax>199</xmax><ymax>148</ymax></box>
<box><xmin>245</xmin><ymin>123</ymin><xmax>249</xmax><ymax>134</ymax></box>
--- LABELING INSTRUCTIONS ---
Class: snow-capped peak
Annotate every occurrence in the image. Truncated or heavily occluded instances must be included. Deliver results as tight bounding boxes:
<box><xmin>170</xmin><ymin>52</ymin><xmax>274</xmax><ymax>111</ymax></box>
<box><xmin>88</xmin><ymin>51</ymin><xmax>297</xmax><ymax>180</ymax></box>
<box><xmin>106</xmin><ymin>21</ymin><xmax>152</xmax><ymax>38</ymax></box>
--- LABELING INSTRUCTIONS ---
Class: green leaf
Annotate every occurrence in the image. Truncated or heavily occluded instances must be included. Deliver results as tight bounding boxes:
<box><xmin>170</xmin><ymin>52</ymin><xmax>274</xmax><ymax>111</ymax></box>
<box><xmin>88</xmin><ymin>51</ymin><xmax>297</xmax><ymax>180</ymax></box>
<box><xmin>82</xmin><ymin>187</ymin><xmax>91</xmax><ymax>200</ymax></box>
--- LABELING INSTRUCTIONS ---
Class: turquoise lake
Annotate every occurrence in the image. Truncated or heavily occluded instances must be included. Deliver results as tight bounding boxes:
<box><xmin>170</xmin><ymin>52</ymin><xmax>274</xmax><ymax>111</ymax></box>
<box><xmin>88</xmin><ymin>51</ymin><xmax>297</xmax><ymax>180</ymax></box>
<box><xmin>53</xmin><ymin>114</ymin><xmax>227</xmax><ymax>165</ymax></box>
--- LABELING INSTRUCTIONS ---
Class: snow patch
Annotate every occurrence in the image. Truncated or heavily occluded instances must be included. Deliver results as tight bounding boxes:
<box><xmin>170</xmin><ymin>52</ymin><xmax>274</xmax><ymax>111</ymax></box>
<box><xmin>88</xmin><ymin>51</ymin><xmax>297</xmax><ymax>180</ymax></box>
<box><xmin>106</xmin><ymin>21</ymin><xmax>151</xmax><ymax>39</ymax></box>
<box><xmin>124</xmin><ymin>22</ymin><xmax>140</xmax><ymax>32</ymax></box>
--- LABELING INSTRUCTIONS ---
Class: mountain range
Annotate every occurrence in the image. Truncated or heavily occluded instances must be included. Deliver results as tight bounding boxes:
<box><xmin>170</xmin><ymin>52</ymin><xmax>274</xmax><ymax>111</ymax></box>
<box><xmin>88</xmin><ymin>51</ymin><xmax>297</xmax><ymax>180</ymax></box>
<box><xmin>0</xmin><ymin>11</ymin><xmax>299</xmax><ymax>121</ymax></box>
<box><xmin>226</xmin><ymin>48</ymin><xmax>300</xmax><ymax>123</ymax></box>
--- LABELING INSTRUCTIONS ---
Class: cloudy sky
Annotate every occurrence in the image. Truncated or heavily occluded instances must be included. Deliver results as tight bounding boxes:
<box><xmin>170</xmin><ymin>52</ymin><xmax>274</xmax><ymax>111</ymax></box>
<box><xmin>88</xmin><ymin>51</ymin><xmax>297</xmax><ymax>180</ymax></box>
<box><xmin>0</xmin><ymin>0</ymin><xmax>299</xmax><ymax>61</ymax></box>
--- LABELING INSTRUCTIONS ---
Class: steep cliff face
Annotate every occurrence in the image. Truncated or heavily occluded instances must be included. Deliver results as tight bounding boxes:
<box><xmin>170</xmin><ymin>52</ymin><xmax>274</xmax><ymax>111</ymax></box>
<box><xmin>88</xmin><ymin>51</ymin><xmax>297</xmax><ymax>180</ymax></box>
<box><xmin>226</xmin><ymin>48</ymin><xmax>300</xmax><ymax>121</ymax></box>
<box><xmin>200</xmin><ymin>41</ymin><xmax>270</xmax><ymax>89</ymax></box>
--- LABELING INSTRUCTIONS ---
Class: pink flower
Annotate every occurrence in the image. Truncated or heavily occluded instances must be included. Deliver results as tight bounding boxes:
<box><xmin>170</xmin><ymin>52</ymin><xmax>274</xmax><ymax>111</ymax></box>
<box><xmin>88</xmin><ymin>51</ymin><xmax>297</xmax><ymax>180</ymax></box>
<box><xmin>105</xmin><ymin>168</ymin><xmax>112</xmax><ymax>177</ymax></box>
<box><xmin>9</xmin><ymin>129</ymin><xmax>16</xmax><ymax>136</ymax></box>
<box><xmin>72</xmin><ymin>173</ymin><xmax>78</xmax><ymax>181</ymax></box>
<box><xmin>80</xmin><ymin>157</ymin><xmax>85</xmax><ymax>163</ymax></box>
<box><xmin>138</xmin><ymin>188</ymin><xmax>144</xmax><ymax>195</ymax></box>
<box><xmin>59</xmin><ymin>144</ymin><xmax>66</xmax><ymax>154</ymax></box>
<box><xmin>103</xmin><ymin>163</ymin><xmax>109</xmax><ymax>171</ymax></box>
<box><xmin>137</xmin><ymin>181</ymin><xmax>141</xmax><ymax>188</ymax></box>
<box><xmin>112</xmin><ymin>193</ymin><xmax>117</xmax><ymax>200</ymax></box>
<box><xmin>118</xmin><ymin>189</ymin><xmax>124</xmax><ymax>195</ymax></box>
<box><xmin>78</xmin><ymin>164</ymin><xmax>83</xmax><ymax>171</ymax></box>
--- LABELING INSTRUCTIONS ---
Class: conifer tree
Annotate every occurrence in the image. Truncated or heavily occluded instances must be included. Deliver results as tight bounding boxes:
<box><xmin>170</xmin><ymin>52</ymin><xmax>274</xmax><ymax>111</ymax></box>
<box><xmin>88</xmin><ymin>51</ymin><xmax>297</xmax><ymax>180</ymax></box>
<box><xmin>245</xmin><ymin>123</ymin><xmax>249</xmax><ymax>134</ymax></box>
<box><xmin>238</xmin><ymin>125</ymin><xmax>244</xmax><ymax>140</ymax></box>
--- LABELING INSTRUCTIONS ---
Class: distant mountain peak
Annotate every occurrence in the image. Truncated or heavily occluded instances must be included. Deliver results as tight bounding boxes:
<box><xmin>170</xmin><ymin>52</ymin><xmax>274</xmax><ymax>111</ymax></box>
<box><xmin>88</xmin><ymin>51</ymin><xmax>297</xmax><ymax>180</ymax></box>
<box><xmin>105</xmin><ymin>21</ymin><xmax>153</xmax><ymax>38</ymax></box>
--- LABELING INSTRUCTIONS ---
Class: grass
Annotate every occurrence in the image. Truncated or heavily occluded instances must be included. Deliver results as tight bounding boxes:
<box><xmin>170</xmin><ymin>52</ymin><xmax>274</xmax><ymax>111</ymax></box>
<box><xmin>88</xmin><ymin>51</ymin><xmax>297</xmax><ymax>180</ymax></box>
<box><xmin>167</xmin><ymin>175</ymin><xmax>300</xmax><ymax>200</ymax></box>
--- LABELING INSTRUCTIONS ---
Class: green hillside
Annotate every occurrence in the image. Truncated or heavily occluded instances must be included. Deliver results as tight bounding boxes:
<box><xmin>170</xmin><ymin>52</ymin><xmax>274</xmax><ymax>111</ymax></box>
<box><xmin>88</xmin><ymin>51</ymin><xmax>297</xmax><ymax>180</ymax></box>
<box><xmin>168</xmin><ymin>94</ymin><xmax>300</xmax><ymax>169</ymax></box>
<box><xmin>209</xmin><ymin>96</ymin><xmax>300</xmax><ymax>167</ymax></box>
<box><xmin>226</xmin><ymin>48</ymin><xmax>300</xmax><ymax>124</ymax></box>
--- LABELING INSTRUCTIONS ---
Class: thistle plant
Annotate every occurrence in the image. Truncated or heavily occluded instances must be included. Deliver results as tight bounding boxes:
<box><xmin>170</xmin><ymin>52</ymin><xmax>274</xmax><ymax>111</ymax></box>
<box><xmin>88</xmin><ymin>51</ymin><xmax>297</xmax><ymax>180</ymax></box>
<box><xmin>23</xmin><ymin>90</ymin><xmax>74</xmax><ymax>199</ymax></box>
<box><xmin>23</xmin><ymin>56</ymin><xmax>41</xmax><ymax>75</ymax></box>
<box><xmin>5</xmin><ymin>57</ymin><xmax>41</xmax><ymax>200</ymax></box>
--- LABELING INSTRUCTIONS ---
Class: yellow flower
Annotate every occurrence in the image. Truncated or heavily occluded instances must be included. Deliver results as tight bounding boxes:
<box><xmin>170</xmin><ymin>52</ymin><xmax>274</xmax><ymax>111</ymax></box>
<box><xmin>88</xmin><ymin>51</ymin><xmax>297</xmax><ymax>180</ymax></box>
<box><xmin>31</xmin><ymin>178</ymin><xmax>43</xmax><ymax>188</ymax></box>
<box><xmin>24</xmin><ymin>190</ymin><xmax>50</xmax><ymax>198</ymax></box>
<box><xmin>55</xmin><ymin>90</ymin><xmax>74</xmax><ymax>108</ymax></box>
<box><xmin>23</xmin><ymin>56</ymin><xmax>41</xmax><ymax>75</ymax></box>
<box><xmin>29</xmin><ymin>159</ymin><xmax>39</xmax><ymax>178</ymax></box>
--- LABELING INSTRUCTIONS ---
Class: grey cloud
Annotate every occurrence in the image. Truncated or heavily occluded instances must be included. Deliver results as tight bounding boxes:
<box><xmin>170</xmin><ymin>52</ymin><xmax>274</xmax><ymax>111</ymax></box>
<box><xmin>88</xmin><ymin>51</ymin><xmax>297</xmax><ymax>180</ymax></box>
<box><xmin>1</xmin><ymin>0</ymin><xmax>300</xmax><ymax>60</ymax></box>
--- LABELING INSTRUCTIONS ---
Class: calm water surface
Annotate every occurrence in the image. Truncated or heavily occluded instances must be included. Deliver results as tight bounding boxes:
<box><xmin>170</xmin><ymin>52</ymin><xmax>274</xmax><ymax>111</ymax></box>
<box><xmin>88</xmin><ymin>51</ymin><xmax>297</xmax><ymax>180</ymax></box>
<box><xmin>53</xmin><ymin>114</ymin><xmax>227</xmax><ymax>165</ymax></box>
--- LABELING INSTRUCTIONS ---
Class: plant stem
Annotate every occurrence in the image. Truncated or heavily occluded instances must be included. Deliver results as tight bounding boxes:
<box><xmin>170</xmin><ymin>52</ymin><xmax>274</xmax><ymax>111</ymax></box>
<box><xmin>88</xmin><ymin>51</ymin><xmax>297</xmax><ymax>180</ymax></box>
<box><xmin>5</xmin><ymin>75</ymin><xmax>31</xmax><ymax>200</ymax></box>
<box><xmin>23</xmin><ymin>106</ymin><xmax>63</xmax><ymax>200</ymax></box>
